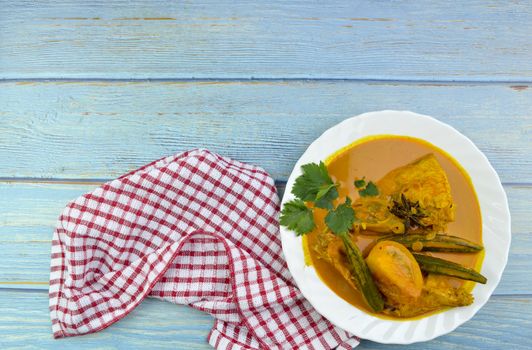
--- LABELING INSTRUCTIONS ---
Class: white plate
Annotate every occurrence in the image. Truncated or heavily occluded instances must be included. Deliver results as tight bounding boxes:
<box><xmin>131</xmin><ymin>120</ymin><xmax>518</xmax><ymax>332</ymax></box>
<box><xmin>280</xmin><ymin>110</ymin><xmax>511</xmax><ymax>344</ymax></box>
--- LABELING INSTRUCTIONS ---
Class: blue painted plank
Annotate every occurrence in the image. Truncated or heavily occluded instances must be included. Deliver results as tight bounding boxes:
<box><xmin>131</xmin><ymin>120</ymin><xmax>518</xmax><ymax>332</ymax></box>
<box><xmin>0</xmin><ymin>1</ymin><xmax>531</xmax><ymax>80</ymax></box>
<box><xmin>0</xmin><ymin>290</ymin><xmax>530</xmax><ymax>349</ymax></box>
<box><xmin>0</xmin><ymin>182</ymin><xmax>529</xmax><ymax>295</ymax></box>
<box><xmin>0</xmin><ymin>289</ymin><xmax>213</xmax><ymax>350</ymax></box>
<box><xmin>0</xmin><ymin>81</ymin><xmax>530</xmax><ymax>182</ymax></box>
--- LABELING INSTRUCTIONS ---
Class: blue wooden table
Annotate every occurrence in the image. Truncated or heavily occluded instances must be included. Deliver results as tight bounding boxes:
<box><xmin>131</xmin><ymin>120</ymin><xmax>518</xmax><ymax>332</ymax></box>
<box><xmin>1</xmin><ymin>1</ymin><xmax>531</xmax><ymax>349</ymax></box>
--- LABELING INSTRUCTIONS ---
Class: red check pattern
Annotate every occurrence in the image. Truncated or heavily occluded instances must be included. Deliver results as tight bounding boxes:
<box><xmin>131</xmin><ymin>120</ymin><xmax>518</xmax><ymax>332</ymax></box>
<box><xmin>49</xmin><ymin>149</ymin><xmax>359</xmax><ymax>349</ymax></box>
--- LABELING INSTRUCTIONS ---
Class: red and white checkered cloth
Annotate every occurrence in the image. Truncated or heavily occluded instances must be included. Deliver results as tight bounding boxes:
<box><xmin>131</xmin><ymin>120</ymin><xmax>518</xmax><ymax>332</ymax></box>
<box><xmin>49</xmin><ymin>149</ymin><xmax>359</xmax><ymax>349</ymax></box>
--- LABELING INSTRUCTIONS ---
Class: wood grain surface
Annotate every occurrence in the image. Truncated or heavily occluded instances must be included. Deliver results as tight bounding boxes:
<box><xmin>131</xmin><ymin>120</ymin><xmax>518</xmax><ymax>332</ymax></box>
<box><xmin>0</xmin><ymin>81</ymin><xmax>530</xmax><ymax>181</ymax></box>
<box><xmin>0</xmin><ymin>1</ymin><xmax>530</xmax><ymax>349</ymax></box>
<box><xmin>1</xmin><ymin>1</ymin><xmax>531</xmax><ymax>80</ymax></box>
<box><xmin>0</xmin><ymin>290</ymin><xmax>530</xmax><ymax>350</ymax></box>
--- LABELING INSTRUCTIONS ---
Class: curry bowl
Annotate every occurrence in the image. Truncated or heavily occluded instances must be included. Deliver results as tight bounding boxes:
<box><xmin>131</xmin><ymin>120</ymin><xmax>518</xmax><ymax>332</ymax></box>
<box><xmin>279</xmin><ymin>110</ymin><xmax>511</xmax><ymax>344</ymax></box>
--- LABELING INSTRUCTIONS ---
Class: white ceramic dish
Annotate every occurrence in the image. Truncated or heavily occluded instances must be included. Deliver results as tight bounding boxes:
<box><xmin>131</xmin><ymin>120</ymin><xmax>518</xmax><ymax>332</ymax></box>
<box><xmin>280</xmin><ymin>110</ymin><xmax>511</xmax><ymax>344</ymax></box>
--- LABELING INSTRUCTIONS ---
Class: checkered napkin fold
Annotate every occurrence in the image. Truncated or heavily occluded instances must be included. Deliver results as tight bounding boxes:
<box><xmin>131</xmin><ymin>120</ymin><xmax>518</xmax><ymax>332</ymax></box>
<box><xmin>49</xmin><ymin>149</ymin><xmax>359</xmax><ymax>349</ymax></box>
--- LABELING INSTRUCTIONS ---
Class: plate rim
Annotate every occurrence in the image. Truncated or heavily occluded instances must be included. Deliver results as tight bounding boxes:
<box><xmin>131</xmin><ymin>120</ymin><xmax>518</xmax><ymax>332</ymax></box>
<box><xmin>279</xmin><ymin>110</ymin><xmax>511</xmax><ymax>344</ymax></box>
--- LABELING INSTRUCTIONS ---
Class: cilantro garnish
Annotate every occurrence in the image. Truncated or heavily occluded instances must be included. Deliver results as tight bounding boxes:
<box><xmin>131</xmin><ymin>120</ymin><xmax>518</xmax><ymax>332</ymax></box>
<box><xmin>280</xmin><ymin>199</ymin><xmax>315</xmax><ymax>236</ymax></box>
<box><xmin>325</xmin><ymin>197</ymin><xmax>355</xmax><ymax>235</ymax></box>
<box><xmin>359</xmin><ymin>181</ymin><xmax>379</xmax><ymax>197</ymax></box>
<box><xmin>292</xmin><ymin>162</ymin><xmax>338</xmax><ymax>209</ymax></box>
<box><xmin>357</xmin><ymin>180</ymin><xmax>379</xmax><ymax>197</ymax></box>
<box><xmin>281</xmin><ymin>162</ymin><xmax>358</xmax><ymax>236</ymax></box>
<box><xmin>354</xmin><ymin>178</ymin><xmax>366</xmax><ymax>189</ymax></box>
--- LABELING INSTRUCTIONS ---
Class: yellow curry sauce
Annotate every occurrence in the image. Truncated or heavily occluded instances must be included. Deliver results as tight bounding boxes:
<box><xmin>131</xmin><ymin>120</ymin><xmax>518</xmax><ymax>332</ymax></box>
<box><xmin>303</xmin><ymin>135</ymin><xmax>484</xmax><ymax>319</ymax></box>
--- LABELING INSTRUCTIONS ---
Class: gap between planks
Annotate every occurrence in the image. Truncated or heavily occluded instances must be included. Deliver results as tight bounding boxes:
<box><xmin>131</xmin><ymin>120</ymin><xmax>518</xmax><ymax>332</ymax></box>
<box><xmin>0</xmin><ymin>78</ymin><xmax>531</xmax><ymax>85</ymax></box>
<box><xmin>1</xmin><ymin>286</ymin><xmax>530</xmax><ymax>299</ymax></box>
<box><xmin>0</xmin><ymin>177</ymin><xmax>529</xmax><ymax>187</ymax></box>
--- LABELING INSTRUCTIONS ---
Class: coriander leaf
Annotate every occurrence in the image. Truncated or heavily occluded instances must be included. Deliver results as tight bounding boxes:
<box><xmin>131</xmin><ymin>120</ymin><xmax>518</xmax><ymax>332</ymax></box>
<box><xmin>354</xmin><ymin>178</ymin><xmax>366</xmax><ymax>189</ymax></box>
<box><xmin>316</xmin><ymin>183</ymin><xmax>337</xmax><ymax>201</ymax></box>
<box><xmin>359</xmin><ymin>181</ymin><xmax>379</xmax><ymax>197</ymax></box>
<box><xmin>292</xmin><ymin>162</ymin><xmax>338</xmax><ymax>208</ymax></box>
<box><xmin>315</xmin><ymin>185</ymin><xmax>338</xmax><ymax>209</ymax></box>
<box><xmin>325</xmin><ymin>197</ymin><xmax>355</xmax><ymax>235</ymax></box>
<box><xmin>280</xmin><ymin>199</ymin><xmax>315</xmax><ymax>236</ymax></box>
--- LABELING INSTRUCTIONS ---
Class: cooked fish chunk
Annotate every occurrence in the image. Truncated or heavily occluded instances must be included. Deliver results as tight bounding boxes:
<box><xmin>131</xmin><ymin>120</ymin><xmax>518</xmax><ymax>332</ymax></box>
<box><xmin>383</xmin><ymin>274</ymin><xmax>474</xmax><ymax>318</ymax></box>
<box><xmin>377</xmin><ymin>153</ymin><xmax>455</xmax><ymax>232</ymax></box>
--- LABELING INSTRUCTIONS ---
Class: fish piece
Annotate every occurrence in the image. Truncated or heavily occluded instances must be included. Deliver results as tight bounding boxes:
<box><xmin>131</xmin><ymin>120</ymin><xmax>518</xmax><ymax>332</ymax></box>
<box><xmin>377</xmin><ymin>153</ymin><xmax>455</xmax><ymax>232</ymax></box>
<box><xmin>384</xmin><ymin>274</ymin><xmax>474</xmax><ymax>318</ymax></box>
<box><xmin>353</xmin><ymin>197</ymin><xmax>405</xmax><ymax>234</ymax></box>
